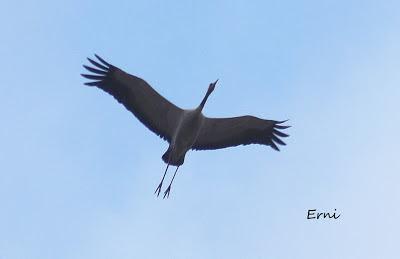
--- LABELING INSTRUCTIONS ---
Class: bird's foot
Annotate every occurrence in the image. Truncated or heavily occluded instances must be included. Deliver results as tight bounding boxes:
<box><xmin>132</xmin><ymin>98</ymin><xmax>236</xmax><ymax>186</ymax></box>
<box><xmin>163</xmin><ymin>185</ymin><xmax>172</xmax><ymax>199</ymax></box>
<box><xmin>154</xmin><ymin>182</ymin><xmax>163</xmax><ymax>197</ymax></box>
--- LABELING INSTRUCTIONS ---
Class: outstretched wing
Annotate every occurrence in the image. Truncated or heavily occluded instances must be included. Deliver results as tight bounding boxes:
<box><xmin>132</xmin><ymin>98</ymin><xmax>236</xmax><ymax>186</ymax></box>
<box><xmin>81</xmin><ymin>55</ymin><xmax>183</xmax><ymax>142</ymax></box>
<box><xmin>192</xmin><ymin>116</ymin><xmax>289</xmax><ymax>151</ymax></box>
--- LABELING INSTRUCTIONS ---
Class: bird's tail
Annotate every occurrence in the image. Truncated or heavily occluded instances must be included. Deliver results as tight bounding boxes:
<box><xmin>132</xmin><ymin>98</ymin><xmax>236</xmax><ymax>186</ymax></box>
<box><xmin>162</xmin><ymin>147</ymin><xmax>172</xmax><ymax>164</ymax></box>
<box><xmin>162</xmin><ymin>147</ymin><xmax>184</xmax><ymax>166</ymax></box>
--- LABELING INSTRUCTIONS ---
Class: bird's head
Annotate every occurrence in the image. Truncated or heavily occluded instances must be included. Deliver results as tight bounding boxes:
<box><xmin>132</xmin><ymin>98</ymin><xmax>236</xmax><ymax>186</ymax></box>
<box><xmin>199</xmin><ymin>79</ymin><xmax>218</xmax><ymax>110</ymax></box>
<box><xmin>207</xmin><ymin>79</ymin><xmax>218</xmax><ymax>94</ymax></box>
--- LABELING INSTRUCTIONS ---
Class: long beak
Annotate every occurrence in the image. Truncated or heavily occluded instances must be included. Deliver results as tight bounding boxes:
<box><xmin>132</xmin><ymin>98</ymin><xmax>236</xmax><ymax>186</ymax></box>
<box><xmin>213</xmin><ymin>79</ymin><xmax>219</xmax><ymax>85</ymax></box>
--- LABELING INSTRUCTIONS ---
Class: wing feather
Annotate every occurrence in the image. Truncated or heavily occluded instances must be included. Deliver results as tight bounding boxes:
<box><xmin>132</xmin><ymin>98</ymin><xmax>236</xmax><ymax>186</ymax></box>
<box><xmin>82</xmin><ymin>55</ymin><xmax>183</xmax><ymax>142</ymax></box>
<box><xmin>192</xmin><ymin>115</ymin><xmax>289</xmax><ymax>151</ymax></box>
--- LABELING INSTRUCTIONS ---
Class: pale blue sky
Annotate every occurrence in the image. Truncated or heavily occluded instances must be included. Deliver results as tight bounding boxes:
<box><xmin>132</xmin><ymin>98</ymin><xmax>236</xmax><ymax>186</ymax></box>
<box><xmin>1</xmin><ymin>0</ymin><xmax>399</xmax><ymax>258</ymax></box>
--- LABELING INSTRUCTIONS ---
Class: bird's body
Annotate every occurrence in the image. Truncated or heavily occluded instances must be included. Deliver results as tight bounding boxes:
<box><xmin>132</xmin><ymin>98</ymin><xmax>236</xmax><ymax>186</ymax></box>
<box><xmin>81</xmin><ymin>55</ymin><xmax>290</xmax><ymax>198</ymax></box>
<box><xmin>163</xmin><ymin>108</ymin><xmax>204</xmax><ymax>166</ymax></box>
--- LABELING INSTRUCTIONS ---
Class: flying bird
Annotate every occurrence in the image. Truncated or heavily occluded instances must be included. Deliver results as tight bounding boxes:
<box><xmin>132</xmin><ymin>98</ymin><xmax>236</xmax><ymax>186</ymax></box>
<box><xmin>81</xmin><ymin>55</ymin><xmax>290</xmax><ymax>198</ymax></box>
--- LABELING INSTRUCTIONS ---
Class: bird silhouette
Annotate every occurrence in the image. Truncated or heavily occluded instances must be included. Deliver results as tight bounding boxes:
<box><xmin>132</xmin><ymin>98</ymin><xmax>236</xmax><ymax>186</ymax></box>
<box><xmin>82</xmin><ymin>55</ymin><xmax>290</xmax><ymax>198</ymax></box>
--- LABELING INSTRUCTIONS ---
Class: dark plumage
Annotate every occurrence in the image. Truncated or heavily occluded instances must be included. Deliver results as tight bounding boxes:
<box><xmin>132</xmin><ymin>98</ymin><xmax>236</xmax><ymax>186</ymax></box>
<box><xmin>82</xmin><ymin>55</ymin><xmax>290</xmax><ymax>198</ymax></box>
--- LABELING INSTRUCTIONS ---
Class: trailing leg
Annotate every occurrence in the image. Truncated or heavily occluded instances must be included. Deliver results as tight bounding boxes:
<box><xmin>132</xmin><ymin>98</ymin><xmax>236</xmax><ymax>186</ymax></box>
<box><xmin>163</xmin><ymin>166</ymin><xmax>180</xmax><ymax>199</ymax></box>
<box><xmin>155</xmin><ymin>163</ymin><xmax>170</xmax><ymax>197</ymax></box>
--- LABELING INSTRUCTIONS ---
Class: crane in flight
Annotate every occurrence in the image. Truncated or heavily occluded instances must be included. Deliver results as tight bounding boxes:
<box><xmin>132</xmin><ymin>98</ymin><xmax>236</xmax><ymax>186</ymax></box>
<box><xmin>82</xmin><ymin>55</ymin><xmax>290</xmax><ymax>198</ymax></box>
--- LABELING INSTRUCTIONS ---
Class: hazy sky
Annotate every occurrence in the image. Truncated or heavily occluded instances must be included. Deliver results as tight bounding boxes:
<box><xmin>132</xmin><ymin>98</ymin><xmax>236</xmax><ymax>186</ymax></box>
<box><xmin>1</xmin><ymin>1</ymin><xmax>399</xmax><ymax>258</ymax></box>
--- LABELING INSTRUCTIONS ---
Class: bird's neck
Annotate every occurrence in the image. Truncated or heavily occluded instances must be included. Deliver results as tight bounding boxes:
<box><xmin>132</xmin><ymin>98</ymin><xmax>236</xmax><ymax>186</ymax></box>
<box><xmin>199</xmin><ymin>90</ymin><xmax>211</xmax><ymax>111</ymax></box>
